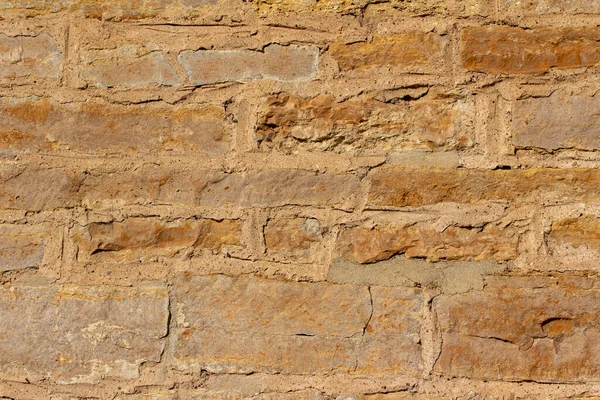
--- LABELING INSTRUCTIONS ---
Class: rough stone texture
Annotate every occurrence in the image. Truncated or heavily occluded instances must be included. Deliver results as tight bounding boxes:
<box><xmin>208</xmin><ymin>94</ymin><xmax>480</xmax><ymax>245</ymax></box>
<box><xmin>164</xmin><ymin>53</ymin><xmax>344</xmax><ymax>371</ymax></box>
<box><xmin>264</xmin><ymin>217</ymin><xmax>323</xmax><ymax>261</ymax></box>
<box><xmin>73</xmin><ymin>218</ymin><xmax>242</xmax><ymax>261</ymax></box>
<box><xmin>0</xmin><ymin>33</ymin><xmax>61</xmax><ymax>79</ymax></box>
<box><xmin>80</xmin><ymin>45</ymin><xmax>180</xmax><ymax>88</ymax></box>
<box><xmin>0</xmin><ymin>98</ymin><xmax>231</xmax><ymax>155</ymax></box>
<box><xmin>0</xmin><ymin>0</ymin><xmax>222</xmax><ymax>19</ymax></box>
<box><xmin>512</xmin><ymin>93</ymin><xmax>600</xmax><ymax>151</ymax></box>
<box><xmin>548</xmin><ymin>216</ymin><xmax>600</xmax><ymax>254</ymax></box>
<box><xmin>436</xmin><ymin>276</ymin><xmax>600</xmax><ymax>382</ymax></box>
<box><xmin>0</xmin><ymin>225</ymin><xmax>46</xmax><ymax>272</ymax></box>
<box><xmin>5</xmin><ymin>0</ymin><xmax>600</xmax><ymax>397</ymax></box>
<box><xmin>257</xmin><ymin>93</ymin><xmax>473</xmax><ymax>154</ymax></box>
<box><xmin>461</xmin><ymin>26</ymin><xmax>600</xmax><ymax>74</ymax></box>
<box><xmin>329</xmin><ymin>258</ymin><xmax>504</xmax><ymax>294</ymax></box>
<box><xmin>178</xmin><ymin>45</ymin><xmax>319</xmax><ymax>86</ymax></box>
<box><xmin>330</xmin><ymin>33</ymin><xmax>446</xmax><ymax>71</ymax></box>
<box><xmin>335</xmin><ymin>224</ymin><xmax>519</xmax><ymax>263</ymax></box>
<box><xmin>0</xmin><ymin>166</ymin><xmax>83</xmax><ymax>211</ymax></box>
<box><xmin>0</xmin><ymin>284</ymin><xmax>168</xmax><ymax>384</ymax></box>
<box><xmin>197</xmin><ymin>170</ymin><xmax>360</xmax><ymax>210</ymax></box>
<box><xmin>368</xmin><ymin>166</ymin><xmax>600</xmax><ymax>207</ymax></box>
<box><xmin>172</xmin><ymin>274</ymin><xmax>422</xmax><ymax>375</ymax></box>
<box><xmin>502</xmin><ymin>0</ymin><xmax>600</xmax><ymax>14</ymax></box>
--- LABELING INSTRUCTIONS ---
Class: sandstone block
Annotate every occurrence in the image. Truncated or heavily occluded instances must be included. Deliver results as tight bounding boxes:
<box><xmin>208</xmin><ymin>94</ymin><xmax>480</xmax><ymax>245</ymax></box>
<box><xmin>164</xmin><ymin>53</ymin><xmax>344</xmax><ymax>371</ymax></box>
<box><xmin>73</xmin><ymin>218</ymin><xmax>242</xmax><ymax>261</ymax></box>
<box><xmin>80</xmin><ymin>45</ymin><xmax>179</xmax><ymax>88</ymax></box>
<box><xmin>0</xmin><ymin>225</ymin><xmax>47</xmax><ymax>272</ymax></box>
<box><xmin>178</xmin><ymin>44</ymin><xmax>318</xmax><ymax>86</ymax></box>
<box><xmin>0</xmin><ymin>284</ymin><xmax>168</xmax><ymax>384</ymax></box>
<box><xmin>0</xmin><ymin>166</ymin><xmax>83</xmax><ymax>211</ymax></box>
<box><xmin>257</xmin><ymin>93</ymin><xmax>473</xmax><ymax>154</ymax></box>
<box><xmin>502</xmin><ymin>0</ymin><xmax>600</xmax><ymax>14</ymax></box>
<box><xmin>461</xmin><ymin>26</ymin><xmax>600</xmax><ymax>74</ymax></box>
<box><xmin>197</xmin><ymin>170</ymin><xmax>360</xmax><ymax>210</ymax></box>
<box><xmin>0</xmin><ymin>98</ymin><xmax>231</xmax><ymax>155</ymax></box>
<box><xmin>548</xmin><ymin>215</ymin><xmax>600</xmax><ymax>254</ymax></box>
<box><xmin>368</xmin><ymin>166</ymin><xmax>600</xmax><ymax>207</ymax></box>
<box><xmin>172</xmin><ymin>275</ymin><xmax>422</xmax><ymax>374</ymax></box>
<box><xmin>435</xmin><ymin>276</ymin><xmax>600</xmax><ymax>382</ymax></box>
<box><xmin>264</xmin><ymin>217</ymin><xmax>323</xmax><ymax>261</ymax></box>
<box><xmin>512</xmin><ymin>93</ymin><xmax>600</xmax><ymax>151</ymax></box>
<box><xmin>0</xmin><ymin>33</ymin><xmax>61</xmax><ymax>79</ymax></box>
<box><xmin>330</xmin><ymin>33</ymin><xmax>446</xmax><ymax>71</ymax></box>
<box><xmin>335</xmin><ymin>224</ymin><xmax>519</xmax><ymax>264</ymax></box>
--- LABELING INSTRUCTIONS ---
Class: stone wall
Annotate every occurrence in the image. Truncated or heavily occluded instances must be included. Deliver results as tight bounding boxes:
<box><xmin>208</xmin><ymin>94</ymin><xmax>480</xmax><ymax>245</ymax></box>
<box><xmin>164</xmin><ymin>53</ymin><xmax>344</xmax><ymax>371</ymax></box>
<box><xmin>1</xmin><ymin>0</ymin><xmax>600</xmax><ymax>399</ymax></box>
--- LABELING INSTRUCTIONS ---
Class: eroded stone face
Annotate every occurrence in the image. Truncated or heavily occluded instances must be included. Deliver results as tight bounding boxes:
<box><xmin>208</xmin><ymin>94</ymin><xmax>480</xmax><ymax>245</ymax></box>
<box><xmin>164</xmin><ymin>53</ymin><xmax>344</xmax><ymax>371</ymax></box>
<box><xmin>81</xmin><ymin>45</ymin><xmax>180</xmax><ymax>88</ymax></box>
<box><xmin>197</xmin><ymin>170</ymin><xmax>360</xmax><ymax>210</ymax></box>
<box><xmin>0</xmin><ymin>225</ymin><xmax>47</xmax><ymax>271</ymax></box>
<box><xmin>435</xmin><ymin>276</ymin><xmax>600</xmax><ymax>382</ymax></box>
<box><xmin>461</xmin><ymin>26</ymin><xmax>600</xmax><ymax>74</ymax></box>
<box><xmin>368</xmin><ymin>166</ymin><xmax>600</xmax><ymax>207</ymax></box>
<box><xmin>0</xmin><ymin>284</ymin><xmax>169</xmax><ymax>384</ymax></box>
<box><xmin>0</xmin><ymin>98</ymin><xmax>231</xmax><ymax>155</ymax></box>
<box><xmin>73</xmin><ymin>218</ymin><xmax>243</xmax><ymax>261</ymax></box>
<box><xmin>548</xmin><ymin>215</ymin><xmax>600</xmax><ymax>254</ymax></box>
<box><xmin>503</xmin><ymin>0</ymin><xmax>600</xmax><ymax>15</ymax></box>
<box><xmin>257</xmin><ymin>94</ymin><xmax>473</xmax><ymax>154</ymax></box>
<box><xmin>264</xmin><ymin>217</ymin><xmax>323</xmax><ymax>262</ymax></box>
<box><xmin>172</xmin><ymin>274</ymin><xmax>422</xmax><ymax>375</ymax></box>
<box><xmin>0</xmin><ymin>33</ymin><xmax>62</xmax><ymax>79</ymax></box>
<box><xmin>178</xmin><ymin>45</ymin><xmax>318</xmax><ymax>86</ymax></box>
<box><xmin>512</xmin><ymin>93</ymin><xmax>600</xmax><ymax>151</ymax></box>
<box><xmin>335</xmin><ymin>224</ymin><xmax>519</xmax><ymax>264</ymax></box>
<box><xmin>330</xmin><ymin>33</ymin><xmax>446</xmax><ymax>72</ymax></box>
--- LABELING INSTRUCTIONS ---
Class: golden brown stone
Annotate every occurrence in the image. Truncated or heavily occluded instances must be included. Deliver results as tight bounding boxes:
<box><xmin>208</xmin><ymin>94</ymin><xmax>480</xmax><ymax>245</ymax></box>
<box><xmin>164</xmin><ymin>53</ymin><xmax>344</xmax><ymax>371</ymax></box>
<box><xmin>257</xmin><ymin>94</ymin><xmax>472</xmax><ymax>154</ymax></box>
<box><xmin>0</xmin><ymin>98</ymin><xmax>231</xmax><ymax>155</ymax></box>
<box><xmin>548</xmin><ymin>216</ymin><xmax>600</xmax><ymax>254</ymax></box>
<box><xmin>74</xmin><ymin>218</ymin><xmax>242</xmax><ymax>261</ymax></box>
<box><xmin>368</xmin><ymin>166</ymin><xmax>600</xmax><ymax>207</ymax></box>
<box><xmin>435</xmin><ymin>276</ymin><xmax>600</xmax><ymax>382</ymax></box>
<box><xmin>173</xmin><ymin>274</ymin><xmax>422</xmax><ymax>374</ymax></box>
<box><xmin>336</xmin><ymin>224</ymin><xmax>519</xmax><ymax>264</ymax></box>
<box><xmin>330</xmin><ymin>33</ymin><xmax>446</xmax><ymax>71</ymax></box>
<box><xmin>265</xmin><ymin>217</ymin><xmax>323</xmax><ymax>261</ymax></box>
<box><xmin>461</xmin><ymin>26</ymin><xmax>600</xmax><ymax>74</ymax></box>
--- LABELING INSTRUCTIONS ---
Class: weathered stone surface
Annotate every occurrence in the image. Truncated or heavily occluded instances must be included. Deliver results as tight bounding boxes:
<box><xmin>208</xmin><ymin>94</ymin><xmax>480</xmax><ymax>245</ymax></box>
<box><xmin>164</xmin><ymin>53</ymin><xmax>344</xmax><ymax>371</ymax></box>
<box><xmin>264</xmin><ymin>217</ymin><xmax>322</xmax><ymax>261</ymax></box>
<box><xmin>0</xmin><ymin>284</ymin><xmax>168</xmax><ymax>384</ymax></box>
<box><xmin>198</xmin><ymin>170</ymin><xmax>360</xmax><ymax>210</ymax></box>
<box><xmin>81</xmin><ymin>168</ymin><xmax>359</xmax><ymax>210</ymax></box>
<box><xmin>329</xmin><ymin>259</ymin><xmax>503</xmax><ymax>294</ymax></box>
<box><xmin>548</xmin><ymin>215</ymin><xmax>600</xmax><ymax>254</ymax></box>
<box><xmin>461</xmin><ymin>26</ymin><xmax>600</xmax><ymax>74</ymax></box>
<box><xmin>512</xmin><ymin>93</ymin><xmax>600</xmax><ymax>151</ymax></box>
<box><xmin>257</xmin><ymin>94</ymin><xmax>473</xmax><ymax>154</ymax></box>
<box><xmin>73</xmin><ymin>218</ymin><xmax>242</xmax><ymax>261</ymax></box>
<box><xmin>330</xmin><ymin>33</ymin><xmax>446</xmax><ymax>71</ymax></box>
<box><xmin>178</xmin><ymin>44</ymin><xmax>318</xmax><ymax>86</ymax></box>
<box><xmin>435</xmin><ymin>276</ymin><xmax>600</xmax><ymax>382</ymax></box>
<box><xmin>0</xmin><ymin>0</ymin><xmax>219</xmax><ymax>19</ymax></box>
<box><xmin>503</xmin><ymin>0</ymin><xmax>600</xmax><ymax>14</ymax></box>
<box><xmin>258</xmin><ymin>0</ymin><xmax>486</xmax><ymax>14</ymax></box>
<box><xmin>0</xmin><ymin>98</ymin><xmax>231</xmax><ymax>155</ymax></box>
<box><xmin>81</xmin><ymin>45</ymin><xmax>179</xmax><ymax>88</ymax></box>
<box><xmin>0</xmin><ymin>33</ymin><xmax>61</xmax><ymax>79</ymax></box>
<box><xmin>336</xmin><ymin>224</ymin><xmax>519</xmax><ymax>264</ymax></box>
<box><xmin>173</xmin><ymin>274</ymin><xmax>422</xmax><ymax>374</ymax></box>
<box><xmin>355</xmin><ymin>285</ymin><xmax>422</xmax><ymax>374</ymax></box>
<box><xmin>0</xmin><ymin>166</ymin><xmax>83</xmax><ymax>211</ymax></box>
<box><xmin>368</xmin><ymin>166</ymin><xmax>600</xmax><ymax>207</ymax></box>
<box><xmin>79</xmin><ymin>167</ymin><xmax>224</xmax><ymax>209</ymax></box>
<box><xmin>0</xmin><ymin>225</ymin><xmax>46</xmax><ymax>272</ymax></box>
